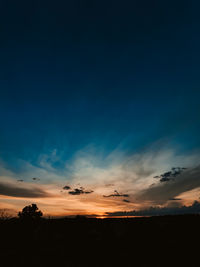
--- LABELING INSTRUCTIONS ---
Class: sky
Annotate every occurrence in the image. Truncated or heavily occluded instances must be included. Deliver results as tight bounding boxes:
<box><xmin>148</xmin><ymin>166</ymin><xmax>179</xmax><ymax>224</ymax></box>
<box><xmin>0</xmin><ymin>0</ymin><xmax>200</xmax><ymax>217</ymax></box>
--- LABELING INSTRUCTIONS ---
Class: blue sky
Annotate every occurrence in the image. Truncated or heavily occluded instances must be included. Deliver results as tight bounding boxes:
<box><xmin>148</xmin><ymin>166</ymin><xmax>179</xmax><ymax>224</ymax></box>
<box><xmin>0</xmin><ymin>0</ymin><xmax>200</xmax><ymax>215</ymax></box>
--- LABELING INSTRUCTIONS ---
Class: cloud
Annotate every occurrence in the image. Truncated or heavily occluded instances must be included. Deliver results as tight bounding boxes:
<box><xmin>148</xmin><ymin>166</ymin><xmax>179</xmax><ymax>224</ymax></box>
<box><xmin>137</xmin><ymin>165</ymin><xmax>200</xmax><ymax>204</ymax></box>
<box><xmin>106</xmin><ymin>201</ymin><xmax>200</xmax><ymax>217</ymax></box>
<box><xmin>103</xmin><ymin>190</ymin><xmax>129</xmax><ymax>198</ymax></box>
<box><xmin>68</xmin><ymin>187</ymin><xmax>94</xmax><ymax>195</ymax></box>
<box><xmin>0</xmin><ymin>181</ymin><xmax>50</xmax><ymax>198</ymax></box>
<box><xmin>154</xmin><ymin>167</ymin><xmax>187</xmax><ymax>182</ymax></box>
<box><xmin>63</xmin><ymin>185</ymin><xmax>71</xmax><ymax>190</ymax></box>
<box><xmin>123</xmin><ymin>199</ymin><xmax>130</xmax><ymax>203</ymax></box>
<box><xmin>32</xmin><ymin>177</ymin><xmax>40</xmax><ymax>181</ymax></box>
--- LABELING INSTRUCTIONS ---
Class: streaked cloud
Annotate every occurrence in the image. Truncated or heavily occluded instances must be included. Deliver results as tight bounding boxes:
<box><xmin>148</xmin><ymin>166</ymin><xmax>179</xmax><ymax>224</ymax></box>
<box><xmin>0</xmin><ymin>181</ymin><xmax>50</xmax><ymax>198</ymax></box>
<box><xmin>103</xmin><ymin>190</ymin><xmax>129</xmax><ymax>198</ymax></box>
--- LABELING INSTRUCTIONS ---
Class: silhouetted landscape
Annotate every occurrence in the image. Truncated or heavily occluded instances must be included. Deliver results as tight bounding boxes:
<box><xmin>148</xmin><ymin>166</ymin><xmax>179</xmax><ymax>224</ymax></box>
<box><xmin>0</xmin><ymin>207</ymin><xmax>199</xmax><ymax>267</ymax></box>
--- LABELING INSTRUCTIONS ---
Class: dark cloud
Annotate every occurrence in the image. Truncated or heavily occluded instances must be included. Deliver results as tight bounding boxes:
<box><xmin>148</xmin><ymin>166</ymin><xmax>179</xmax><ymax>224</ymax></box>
<box><xmin>32</xmin><ymin>177</ymin><xmax>40</xmax><ymax>181</ymax></box>
<box><xmin>138</xmin><ymin>165</ymin><xmax>200</xmax><ymax>204</ymax></box>
<box><xmin>68</xmin><ymin>187</ymin><xmax>93</xmax><ymax>195</ymax></box>
<box><xmin>106</xmin><ymin>201</ymin><xmax>200</xmax><ymax>217</ymax></box>
<box><xmin>154</xmin><ymin>167</ymin><xmax>187</xmax><ymax>182</ymax></box>
<box><xmin>63</xmin><ymin>185</ymin><xmax>71</xmax><ymax>190</ymax></box>
<box><xmin>103</xmin><ymin>190</ymin><xmax>129</xmax><ymax>198</ymax></box>
<box><xmin>0</xmin><ymin>182</ymin><xmax>49</xmax><ymax>198</ymax></box>
<box><xmin>123</xmin><ymin>199</ymin><xmax>130</xmax><ymax>203</ymax></box>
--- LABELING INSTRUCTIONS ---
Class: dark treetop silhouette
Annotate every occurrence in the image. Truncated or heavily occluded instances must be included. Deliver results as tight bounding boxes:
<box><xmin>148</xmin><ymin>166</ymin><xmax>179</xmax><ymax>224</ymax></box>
<box><xmin>18</xmin><ymin>204</ymin><xmax>43</xmax><ymax>219</ymax></box>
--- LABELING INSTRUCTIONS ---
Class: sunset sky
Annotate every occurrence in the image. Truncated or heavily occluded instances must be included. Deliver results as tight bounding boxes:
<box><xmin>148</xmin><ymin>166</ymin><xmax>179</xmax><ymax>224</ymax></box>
<box><xmin>0</xmin><ymin>0</ymin><xmax>200</xmax><ymax>217</ymax></box>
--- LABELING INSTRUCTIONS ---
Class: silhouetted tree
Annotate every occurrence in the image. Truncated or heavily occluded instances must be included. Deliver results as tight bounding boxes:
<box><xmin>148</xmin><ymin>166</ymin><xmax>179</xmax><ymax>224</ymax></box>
<box><xmin>18</xmin><ymin>204</ymin><xmax>43</xmax><ymax>220</ymax></box>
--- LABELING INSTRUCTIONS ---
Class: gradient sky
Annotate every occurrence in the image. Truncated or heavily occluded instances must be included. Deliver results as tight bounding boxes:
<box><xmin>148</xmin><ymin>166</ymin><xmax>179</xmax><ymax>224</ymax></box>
<box><xmin>0</xmin><ymin>0</ymin><xmax>200</xmax><ymax>217</ymax></box>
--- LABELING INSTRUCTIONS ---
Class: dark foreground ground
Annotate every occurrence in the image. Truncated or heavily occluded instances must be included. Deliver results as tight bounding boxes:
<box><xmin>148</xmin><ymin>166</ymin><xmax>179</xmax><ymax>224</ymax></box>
<box><xmin>0</xmin><ymin>215</ymin><xmax>199</xmax><ymax>267</ymax></box>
